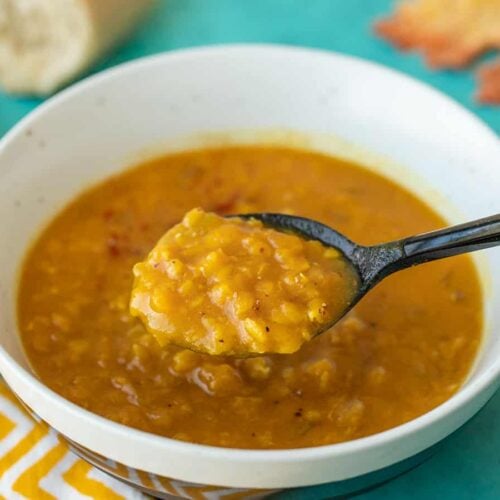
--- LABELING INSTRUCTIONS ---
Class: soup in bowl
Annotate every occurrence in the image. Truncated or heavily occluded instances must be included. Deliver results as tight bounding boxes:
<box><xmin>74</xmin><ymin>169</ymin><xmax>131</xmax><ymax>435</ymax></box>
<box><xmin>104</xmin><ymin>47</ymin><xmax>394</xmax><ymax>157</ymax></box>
<box><xmin>0</xmin><ymin>45</ymin><xmax>499</xmax><ymax>497</ymax></box>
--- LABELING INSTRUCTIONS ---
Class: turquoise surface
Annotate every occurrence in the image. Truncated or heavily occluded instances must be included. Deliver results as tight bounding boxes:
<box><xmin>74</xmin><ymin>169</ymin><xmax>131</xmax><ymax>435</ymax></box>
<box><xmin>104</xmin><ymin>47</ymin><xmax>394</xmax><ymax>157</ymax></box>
<box><xmin>0</xmin><ymin>1</ymin><xmax>498</xmax><ymax>498</ymax></box>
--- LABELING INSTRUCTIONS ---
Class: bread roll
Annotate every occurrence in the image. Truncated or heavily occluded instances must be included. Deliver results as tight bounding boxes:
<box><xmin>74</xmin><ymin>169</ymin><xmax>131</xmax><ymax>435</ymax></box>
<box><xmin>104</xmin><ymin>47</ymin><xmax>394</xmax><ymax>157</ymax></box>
<box><xmin>0</xmin><ymin>0</ymin><xmax>153</xmax><ymax>95</ymax></box>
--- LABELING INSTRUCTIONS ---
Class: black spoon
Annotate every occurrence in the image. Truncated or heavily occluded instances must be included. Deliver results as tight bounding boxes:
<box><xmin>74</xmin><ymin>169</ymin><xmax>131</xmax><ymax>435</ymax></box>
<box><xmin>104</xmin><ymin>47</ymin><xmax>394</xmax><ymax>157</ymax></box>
<box><xmin>236</xmin><ymin>212</ymin><xmax>500</xmax><ymax>334</ymax></box>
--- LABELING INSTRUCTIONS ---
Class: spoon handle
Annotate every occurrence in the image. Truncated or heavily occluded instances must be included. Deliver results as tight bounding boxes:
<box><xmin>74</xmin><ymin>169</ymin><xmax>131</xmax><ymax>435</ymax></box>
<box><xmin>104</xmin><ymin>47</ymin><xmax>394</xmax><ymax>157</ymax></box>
<box><xmin>402</xmin><ymin>213</ymin><xmax>500</xmax><ymax>265</ymax></box>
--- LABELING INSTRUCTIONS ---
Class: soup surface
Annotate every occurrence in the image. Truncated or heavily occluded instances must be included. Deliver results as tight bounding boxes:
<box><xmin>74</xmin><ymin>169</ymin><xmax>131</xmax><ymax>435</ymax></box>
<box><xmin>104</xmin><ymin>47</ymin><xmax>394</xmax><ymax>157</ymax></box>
<box><xmin>19</xmin><ymin>146</ymin><xmax>482</xmax><ymax>449</ymax></box>
<box><xmin>131</xmin><ymin>208</ymin><xmax>359</xmax><ymax>356</ymax></box>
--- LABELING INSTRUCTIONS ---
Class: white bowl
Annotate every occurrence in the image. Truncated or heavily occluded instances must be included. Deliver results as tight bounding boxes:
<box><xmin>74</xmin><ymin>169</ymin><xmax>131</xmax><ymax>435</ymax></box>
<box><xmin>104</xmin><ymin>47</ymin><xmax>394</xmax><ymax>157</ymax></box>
<box><xmin>0</xmin><ymin>45</ymin><xmax>499</xmax><ymax>494</ymax></box>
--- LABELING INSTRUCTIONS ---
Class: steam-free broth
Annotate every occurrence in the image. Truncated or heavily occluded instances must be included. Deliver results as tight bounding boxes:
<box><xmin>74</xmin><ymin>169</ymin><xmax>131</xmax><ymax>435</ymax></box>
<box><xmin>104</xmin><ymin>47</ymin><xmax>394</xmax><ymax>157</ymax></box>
<box><xmin>18</xmin><ymin>146</ymin><xmax>482</xmax><ymax>449</ymax></box>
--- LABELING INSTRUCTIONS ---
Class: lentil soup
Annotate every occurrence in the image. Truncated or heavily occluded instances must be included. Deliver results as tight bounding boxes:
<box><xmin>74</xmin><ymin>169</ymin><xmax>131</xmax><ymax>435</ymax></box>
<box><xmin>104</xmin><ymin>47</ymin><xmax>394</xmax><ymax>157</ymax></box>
<box><xmin>18</xmin><ymin>146</ymin><xmax>482</xmax><ymax>449</ymax></box>
<box><xmin>130</xmin><ymin>208</ymin><xmax>359</xmax><ymax>356</ymax></box>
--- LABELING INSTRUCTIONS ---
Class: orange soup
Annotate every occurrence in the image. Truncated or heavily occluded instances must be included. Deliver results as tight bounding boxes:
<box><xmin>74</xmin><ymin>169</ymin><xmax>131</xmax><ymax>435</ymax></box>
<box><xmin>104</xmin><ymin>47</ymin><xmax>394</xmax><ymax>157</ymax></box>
<box><xmin>18</xmin><ymin>146</ymin><xmax>482</xmax><ymax>449</ymax></box>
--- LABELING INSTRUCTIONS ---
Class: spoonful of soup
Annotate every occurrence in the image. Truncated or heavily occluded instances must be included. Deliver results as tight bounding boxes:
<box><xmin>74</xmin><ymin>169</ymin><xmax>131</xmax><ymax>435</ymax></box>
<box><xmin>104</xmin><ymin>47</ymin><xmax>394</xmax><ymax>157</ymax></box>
<box><xmin>130</xmin><ymin>208</ymin><xmax>500</xmax><ymax>356</ymax></box>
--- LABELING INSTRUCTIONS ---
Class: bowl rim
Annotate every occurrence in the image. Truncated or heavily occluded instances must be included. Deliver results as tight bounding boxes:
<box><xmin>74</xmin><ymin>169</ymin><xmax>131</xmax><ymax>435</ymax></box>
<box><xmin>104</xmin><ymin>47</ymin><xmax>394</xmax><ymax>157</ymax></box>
<box><xmin>1</xmin><ymin>43</ymin><xmax>499</xmax><ymax>465</ymax></box>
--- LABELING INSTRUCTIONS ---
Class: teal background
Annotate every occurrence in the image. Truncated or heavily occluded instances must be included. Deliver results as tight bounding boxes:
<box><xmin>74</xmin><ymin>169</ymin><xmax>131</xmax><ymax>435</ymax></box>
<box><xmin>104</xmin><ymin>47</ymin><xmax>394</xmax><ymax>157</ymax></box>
<box><xmin>0</xmin><ymin>1</ymin><xmax>498</xmax><ymax>498</ymax></box>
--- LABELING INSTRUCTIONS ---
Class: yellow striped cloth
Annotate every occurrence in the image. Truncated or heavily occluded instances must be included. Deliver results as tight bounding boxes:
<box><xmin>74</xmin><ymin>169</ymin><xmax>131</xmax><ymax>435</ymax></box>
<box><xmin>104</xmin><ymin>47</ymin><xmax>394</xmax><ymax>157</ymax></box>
<box><xmin>0</xmin><ymin>380</ymin><xmax>145</xmax><ymax>500</ymax></box>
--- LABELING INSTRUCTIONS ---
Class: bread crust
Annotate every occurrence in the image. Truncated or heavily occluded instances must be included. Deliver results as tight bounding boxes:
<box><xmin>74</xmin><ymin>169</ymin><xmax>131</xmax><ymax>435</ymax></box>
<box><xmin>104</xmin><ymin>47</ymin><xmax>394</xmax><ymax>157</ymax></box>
<box><xmin>0</xmin><ymin>0</ymin><xmax>153</xmax><ymax>95</ymax></box>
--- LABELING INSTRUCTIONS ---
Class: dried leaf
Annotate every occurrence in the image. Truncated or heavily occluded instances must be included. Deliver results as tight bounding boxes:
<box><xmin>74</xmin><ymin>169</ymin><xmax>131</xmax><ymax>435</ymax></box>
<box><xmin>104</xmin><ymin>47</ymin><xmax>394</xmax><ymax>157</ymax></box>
<box><xmin>375</xmin><ymin>0</ymin><xmax>500</xmax><ymax>68</ymax></box>
<box><xmin>477</xmin><ymin>59</ymin><xmax>500</xmax><ymax>104</ymax></box>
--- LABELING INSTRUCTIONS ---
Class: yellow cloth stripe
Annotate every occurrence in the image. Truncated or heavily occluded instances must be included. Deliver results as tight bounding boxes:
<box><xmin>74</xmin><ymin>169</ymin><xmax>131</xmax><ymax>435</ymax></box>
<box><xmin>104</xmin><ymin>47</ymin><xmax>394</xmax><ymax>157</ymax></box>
<box><xmin>136</xmin><ymin>470</ymin><xmax>155</xmax><ymax>489</ymax></box>
<box><xmin>63</xmin><ymin>460</ymin><xmax>125</xmax><ymax>500</ymax></box>
<box><xmin>12</xmin><ymin>439</ymin><xmax>68</xmax><ymax>500</ymax></box>
<box><xmin>0</xmin><ymin>384</ymin><xmax>20</xmax><ymax>405</ymax></box>
<box><xmin>0</xmin><ymin>413</ymin><xmax>16</xmax><ymax>440</ymax></box>
<box><xmin>0</xmin><ymin>423</ymin><xmax>49</xmax><ymax>477</ymax></box>
<box><xmin>183</xmin><ymin>485</ymin><xmax>225</xmax><ymax>499</ymax></box>
<box><xmin>158</xmin><ymin>477</ymin><xmax>179</xmax><ymax>495</ymax></box>
<box><xmin>224</xmin><ymin>489</ymin><xmax>268</xmax><ymax>500</ymax></box>
<box><xmin>108</xmin><ymin>460</ymin><xmax>130</xmax><ymax>479</ymax></box>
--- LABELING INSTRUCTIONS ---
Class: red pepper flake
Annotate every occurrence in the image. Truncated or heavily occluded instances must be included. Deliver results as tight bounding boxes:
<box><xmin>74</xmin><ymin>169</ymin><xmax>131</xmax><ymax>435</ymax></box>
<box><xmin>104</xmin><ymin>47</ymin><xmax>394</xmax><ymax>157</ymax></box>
<box><xmin>107</xmin><ymin>236</ymin><xmax>120</xmax><ymax>257</ymax></box>
<box><xmin>212</xmin><ymin>193</ymin><xmax>240</xmax><ymax>214</ymax></box>
<box><xmin>102</xmin><ymin>209</ymin><xmax>115</xmax><ymax>221</ymax></box>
